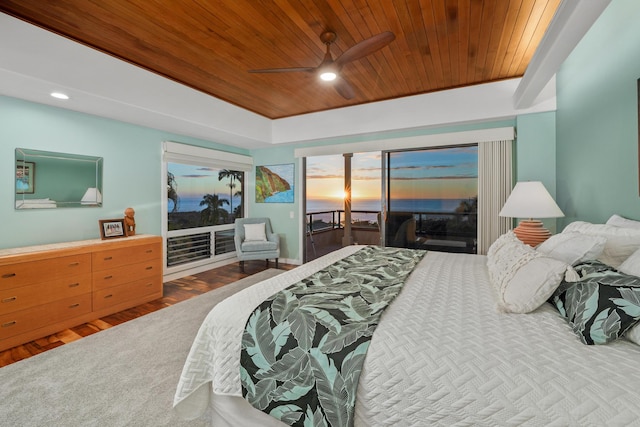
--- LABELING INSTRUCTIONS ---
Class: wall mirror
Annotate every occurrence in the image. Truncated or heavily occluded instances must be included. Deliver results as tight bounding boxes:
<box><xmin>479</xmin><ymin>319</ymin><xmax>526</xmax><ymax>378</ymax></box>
<box><xmin>15</xmin><ymin>148</ymin><xmax>103</xmax><ymax>209</ymax></box>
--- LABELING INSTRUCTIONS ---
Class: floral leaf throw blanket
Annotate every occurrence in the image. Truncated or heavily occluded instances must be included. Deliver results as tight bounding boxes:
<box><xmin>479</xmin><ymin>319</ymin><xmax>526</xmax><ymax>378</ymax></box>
<box><xmin>240</xmin><ymin>246</ymin><xmax>426</xmax><ymax>427</ymax></box>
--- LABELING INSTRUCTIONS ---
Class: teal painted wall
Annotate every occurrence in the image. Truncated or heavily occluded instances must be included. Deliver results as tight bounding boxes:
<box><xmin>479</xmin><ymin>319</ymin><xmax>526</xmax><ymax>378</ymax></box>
<box><xmin>0</xmin><ymin>96</ymin><xmax>248</xmax><ymax>250</ymax></box>
<box><xmin>248</xmin><ymin>146</ymin><xmax>300</xmax><ymax>260</ymax></box>
<box><xmin>556</xmin><ymin>0</ymin><xmax>640</xmax><ymax>226</ymax></box>
<box><xmin>516</xmin><ymin>111</ymin><xmax>558</xmax><ymax>232</ymax></box>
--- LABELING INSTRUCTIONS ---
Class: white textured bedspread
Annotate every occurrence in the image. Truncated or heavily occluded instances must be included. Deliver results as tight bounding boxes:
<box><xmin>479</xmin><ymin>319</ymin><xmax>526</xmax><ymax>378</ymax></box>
<box><xmin>174</xmin><ymin>247</ymin><xmax>640</xmax><ymax>426</ymax></box>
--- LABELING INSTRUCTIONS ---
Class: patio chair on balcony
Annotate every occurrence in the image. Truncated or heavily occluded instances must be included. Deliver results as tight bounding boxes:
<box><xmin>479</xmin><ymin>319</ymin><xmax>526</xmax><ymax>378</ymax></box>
<box><xmin>392</xmin><ymin>217</ymin><xmax>424</xmax><ymax>249</ymax></box>
<box><xmin>234</xmin><ymin>217</ymin><xmax>280</xmax><ymax>272</ymax></box>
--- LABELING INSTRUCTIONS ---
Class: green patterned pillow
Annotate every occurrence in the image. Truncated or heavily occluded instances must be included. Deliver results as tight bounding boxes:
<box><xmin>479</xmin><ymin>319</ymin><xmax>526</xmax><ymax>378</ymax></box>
<box><xmin>550</xmin><ymin>260</ymin><xmax>640</xmax><ymax>345</ymax></box>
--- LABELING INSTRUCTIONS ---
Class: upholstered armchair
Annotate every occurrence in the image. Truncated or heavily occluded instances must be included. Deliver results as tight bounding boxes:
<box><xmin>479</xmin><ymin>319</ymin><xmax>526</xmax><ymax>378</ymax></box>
<box><xmin>234</xmin><ymin>217</ymin><xmax>280</xmax><ymax>272</ymax></box>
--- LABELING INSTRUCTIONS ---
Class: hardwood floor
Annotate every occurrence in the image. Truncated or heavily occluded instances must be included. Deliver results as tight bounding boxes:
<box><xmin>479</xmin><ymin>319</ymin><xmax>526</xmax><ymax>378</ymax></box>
<box><xmin>0</xmin><ymin>260</ymin><xmax>296</xmax><ymax>368</ymax></box>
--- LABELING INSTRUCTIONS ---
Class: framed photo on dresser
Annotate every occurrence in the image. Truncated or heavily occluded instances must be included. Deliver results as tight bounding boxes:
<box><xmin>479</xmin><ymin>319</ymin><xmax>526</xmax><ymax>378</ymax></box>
<box><xmin>98</xmin><ymin>218</ymin><xmax>126</xmax><ymax>240</ymax></box>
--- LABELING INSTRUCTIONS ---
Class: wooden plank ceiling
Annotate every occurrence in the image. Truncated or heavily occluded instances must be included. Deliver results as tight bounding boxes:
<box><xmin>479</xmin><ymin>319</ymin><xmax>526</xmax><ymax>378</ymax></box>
<box><xmin>0</xmin><ymin>0</ymin><xmax>561</xmax><ymax>119</ymax></box>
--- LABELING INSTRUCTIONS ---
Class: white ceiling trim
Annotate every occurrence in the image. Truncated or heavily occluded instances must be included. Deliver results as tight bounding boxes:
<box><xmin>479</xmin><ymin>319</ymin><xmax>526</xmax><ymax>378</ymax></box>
<box><xmin>294</xmin><ymin>127</ymin><xmax>515</xmax><ymax>158</ymax></box>
<box><xmin>274</xmin><ymin>78</ymin><xmax>554</xmax><ymax>145</ymax></box>
<box><xmin>514</xmin><ymin>0</ymin><xmax>611</xmax><ymax>108</ymax></box>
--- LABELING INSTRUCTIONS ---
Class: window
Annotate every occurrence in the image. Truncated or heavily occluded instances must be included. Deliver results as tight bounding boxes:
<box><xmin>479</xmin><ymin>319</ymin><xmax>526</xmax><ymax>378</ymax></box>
<box><xmin>167</xmin><ymin>163</ymin><xmax>244</xmax><ymax>230</ymax></box>
<box><xmin>385</xmin><ymin>145</ymin><xmax>478</xmax><ymax>253</ymax></box>
<box><xmin>162</xmin><ymin>142</ymin><xmax>252</xmax><ymax>279</ymax></box>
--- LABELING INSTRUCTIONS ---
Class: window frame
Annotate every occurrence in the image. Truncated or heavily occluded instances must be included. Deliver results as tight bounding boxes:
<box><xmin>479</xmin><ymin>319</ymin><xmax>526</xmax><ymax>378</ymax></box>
<box><xmin>161</xmin><ymin>141</ymin><xmax>253</xmax><ymax>280</ymax></box>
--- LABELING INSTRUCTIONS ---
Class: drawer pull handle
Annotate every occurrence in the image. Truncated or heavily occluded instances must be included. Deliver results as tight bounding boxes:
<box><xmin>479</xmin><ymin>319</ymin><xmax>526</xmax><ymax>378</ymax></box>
<box><xmin>2</xmin><ymin>296</ymin><xmax>17</xmax><ymax>303</ymax></box>
<box><xmin>146</xmin><ymin>282</ymin><xmax>153</xmax><ymax>287</ymax></box>
<box><xmin>146</xmin><ymin>249</ymin><xmax>153</xmax><ymax>253</ymax></box>
<box><xmin>68</xmin><ymin>262</ymin><xmax>80</xmax><ymax>267</ymax></box>
<box><xmin>104</xmin><ymin>294</ymin><xmax>113</xmax><ymax>299</ymax></box>
<box><xmin>104</xmin><ymin>256</ymin><xmax>113</xmax><ymax>261</ymax></box>
<box><xmin>68</xmin><ymin>283</ymin><xmax>80</xmax><ymax>288</ymax></box>
<box><xmin>1</xmin><ymin>273</ymin><xmax>16</xmax><ymax>279</ymax></box>
<box><xmin>2</xmin><ymin>321</ymin><xmax>16</xmax><ymax>328</ymax></box>
<box><xmin>104</xmin><ymin>275</ymin><xmax>113</xmax><ymax>280</ymax></box>
<box><xmin>69</xmin><ymin>303</ymin><xmax>80</xmax><ymax>309</ymax></box>
<box><xmin>145</xmin><ymin>266</ymin><xmax>153</xmax><ymax>270</ymax></box>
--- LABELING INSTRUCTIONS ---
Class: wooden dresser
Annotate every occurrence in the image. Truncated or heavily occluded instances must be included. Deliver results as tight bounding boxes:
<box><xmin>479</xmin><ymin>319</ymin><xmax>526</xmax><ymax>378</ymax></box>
<box><xmin>0</xmin><ymin>235</ymin><xmax>162</xmax><ymax>352</ymax></box>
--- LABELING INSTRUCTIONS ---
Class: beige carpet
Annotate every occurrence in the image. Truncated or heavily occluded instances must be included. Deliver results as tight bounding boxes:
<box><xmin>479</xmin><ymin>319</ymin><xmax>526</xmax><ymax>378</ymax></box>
<box><xmin>0</xmin><ymin>268</ymin><xmax>284</xmax><ymax>427</ymax></box>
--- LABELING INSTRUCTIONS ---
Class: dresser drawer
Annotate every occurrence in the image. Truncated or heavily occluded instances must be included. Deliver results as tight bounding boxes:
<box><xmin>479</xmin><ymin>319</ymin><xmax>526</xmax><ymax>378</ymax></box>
<box><xmin>93</xmin><ymin>276</ymin><xmax>161</xmax><ymax>312</ymax></box>
<box><xmin>0</xmin><ymin>273</ymin><xmax>91</xmax><ymax>315</ymax></box>
<box><xmin>92</xmin><ymin>243</ymin><xmax>161</xmax><ymax>271</ymax></box>
<box><xmin>92</xmin><ymin>259</ymin><xmax>161</xmax><ymax>290</ymax></box>
<box><xmin>0</xmin><ymin>293</ymin><xmax>92</xmax><ymax>341</ymax></box>
<box><xmin>0</xmin><ymin>254</ymin><xmax>91</xmax><ymax>290</ymax></box>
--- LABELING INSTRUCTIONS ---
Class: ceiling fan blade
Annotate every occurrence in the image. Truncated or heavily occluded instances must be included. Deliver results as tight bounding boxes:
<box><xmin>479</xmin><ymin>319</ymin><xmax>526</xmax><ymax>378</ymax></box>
<box><xmin>249</xmin><ymin>67</ymin><xmax>315</xmax><ymax>73</ymax></box>
<box><xmin>334</xmin><ymin>77</ymin><xmax>355</xmax><ymax>100</ymax></box>
<box><xmin>336</xmin><ymin>31</ymin><xmax>395</xmax><ymax>67</ymax></box>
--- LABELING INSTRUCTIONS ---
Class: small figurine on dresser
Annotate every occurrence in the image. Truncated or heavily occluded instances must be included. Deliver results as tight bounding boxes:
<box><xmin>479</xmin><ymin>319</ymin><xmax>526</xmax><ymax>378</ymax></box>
<box><xmin>124</xmin><ymin>207</ymin><xmax>136</xmax><ymax>236</ymax></box>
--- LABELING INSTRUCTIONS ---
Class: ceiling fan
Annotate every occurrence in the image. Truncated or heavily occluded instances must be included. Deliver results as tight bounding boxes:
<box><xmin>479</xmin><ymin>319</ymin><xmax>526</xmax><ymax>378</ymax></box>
<box><xmin>249</xmin><ymin>31</ymin><xmax>395</xmax><ymax>100</ymax></box>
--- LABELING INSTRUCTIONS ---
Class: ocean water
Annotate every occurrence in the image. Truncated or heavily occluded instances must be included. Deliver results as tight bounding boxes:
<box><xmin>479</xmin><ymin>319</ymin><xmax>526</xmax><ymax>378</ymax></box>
<box><xmin>307</xmin><ymin>198</ymin><xmax>471</xmax><ymax>213</ymax></box>
<box><xmin>169</xmin><ymin>195</ymin><xmax>471</xmax><ymax>216</ymax></box>
<box><xmin>170</xmin><ymin>195</ymin><xmax>242</xmax><ymax>213</ymax></box>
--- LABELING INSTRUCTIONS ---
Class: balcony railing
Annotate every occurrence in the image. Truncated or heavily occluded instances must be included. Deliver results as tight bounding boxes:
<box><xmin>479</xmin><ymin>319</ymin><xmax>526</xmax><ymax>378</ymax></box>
<box><xmin>306</xmin><ymin>209</ymin><xmax>477</xmax><ymax>255</ymax></box>
<box><xmin>306</xmin><ymin>210</ymin><xmax>476</xmax><ymax>235</ymax></box>
<box><xmin>165</xmin><ymin>224</ymin><xmax>236</xmax><ymax>272</ymax></box>
<box><xmin>306</xmin><ymin>210</ymin><xmax>380</xmax><ymax>234</ymax></box>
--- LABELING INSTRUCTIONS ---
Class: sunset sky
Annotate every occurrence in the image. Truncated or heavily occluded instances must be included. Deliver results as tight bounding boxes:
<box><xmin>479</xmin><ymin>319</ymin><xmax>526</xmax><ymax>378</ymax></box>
<box><xmin>168</xmin><ymin>145</ymin><xmax>478</xmax><ymax>212</ymax></box>
<box><xmin>168</xmin><ymin>162</ymin><xmax>233</xmax><ymax>199</ymax></box>
<box><xmin>306</xmin><ymin>146</ymin><xmax>478</xmax><ymax>202</ymax></box>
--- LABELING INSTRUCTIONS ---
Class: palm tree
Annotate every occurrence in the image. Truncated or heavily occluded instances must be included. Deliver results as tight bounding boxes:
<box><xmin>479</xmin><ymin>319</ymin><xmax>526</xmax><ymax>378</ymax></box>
<box><xmin>199</xmin><ymin>193</ymin><xmax>229</xmax><ymax>226</ymax></box>
<box><xmin>455</xmin><ymin>196</ymin><xmax>477</xmax><ymax>215</ymax></box>
<box><xmin>227</xmin><ymin>181</ymin><xmax>237</xmax><ymax>213</ymax></box>
<box><xmin>218</xmin><ymin>169</ymin><xmax>243</xmax><ymax>215</ymax></box>
<box><xmin>167</xmin><ymin>171</ymin><xmax>179</xmax><ymax>212</ymax></box>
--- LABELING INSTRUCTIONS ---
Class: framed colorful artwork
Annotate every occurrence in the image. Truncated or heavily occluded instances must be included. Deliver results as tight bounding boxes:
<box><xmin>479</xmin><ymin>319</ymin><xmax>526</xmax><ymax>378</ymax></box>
<box><xmin>255</xmin><ymin>163</ymin><xmax>294</xmax><ymax>203</ymax></box>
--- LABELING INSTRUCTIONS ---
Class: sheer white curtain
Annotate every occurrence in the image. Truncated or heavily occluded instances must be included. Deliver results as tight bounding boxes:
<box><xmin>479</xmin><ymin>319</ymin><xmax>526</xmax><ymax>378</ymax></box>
<box><xmin>477</xmin><ymin>140</ymin><xmax>513</xmax><ymax>254</ymax></box>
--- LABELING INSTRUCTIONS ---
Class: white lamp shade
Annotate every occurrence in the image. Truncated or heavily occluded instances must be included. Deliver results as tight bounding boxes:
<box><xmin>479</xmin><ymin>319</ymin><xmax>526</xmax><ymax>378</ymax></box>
<box><xmin>499</xmin><ymin>181</ymin><xmax>564</xmax><ymax>219</ymax></box>
<box><xmin>81</xmin><ymin>187</ymin><xmax>102</xmax><ymax>205</ymax></box>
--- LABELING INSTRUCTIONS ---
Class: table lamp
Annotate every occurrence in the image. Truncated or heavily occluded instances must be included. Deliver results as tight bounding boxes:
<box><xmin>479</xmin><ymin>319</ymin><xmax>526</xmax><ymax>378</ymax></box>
<box><xmin>498</xmin><ymin>181</ymin><xmax>564</xmax><ymax>246</ymax></box>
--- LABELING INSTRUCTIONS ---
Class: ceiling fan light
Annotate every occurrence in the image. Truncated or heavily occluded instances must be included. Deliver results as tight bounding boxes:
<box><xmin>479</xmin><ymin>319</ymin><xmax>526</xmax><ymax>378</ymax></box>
<box><xmin>320</xmin><ymin>71</ymin><xmax>337</xmax><ymax>81</ymax></box>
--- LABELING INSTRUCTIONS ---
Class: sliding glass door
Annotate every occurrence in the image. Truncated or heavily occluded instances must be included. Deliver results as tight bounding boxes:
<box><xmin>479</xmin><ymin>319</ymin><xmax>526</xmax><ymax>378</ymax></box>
<box><xmin>304</xmin><ymin>153</ymin><xmax>381</xmax><ymax>261</ymax></box>
<box><xmin>385</xmin><ymin>145</ymin><xmax>478</xmax><ymax>253</ymax></box>
<box><xmin>162</xmin><ymin>142</ymin><xmax>255</xmax><ymax>280</ymax></box>
<box><xmin>303</xmin><ymin>144</ymin><xmax>479</xmax><ymax>259</ymax></box>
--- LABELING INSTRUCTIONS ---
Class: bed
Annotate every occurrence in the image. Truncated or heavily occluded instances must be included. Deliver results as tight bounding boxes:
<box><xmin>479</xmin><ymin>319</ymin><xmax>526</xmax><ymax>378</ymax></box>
<box><xmin>174</xmin><ymin>218</ymin><xmax>640</xmax><ymax>426</ymax></box>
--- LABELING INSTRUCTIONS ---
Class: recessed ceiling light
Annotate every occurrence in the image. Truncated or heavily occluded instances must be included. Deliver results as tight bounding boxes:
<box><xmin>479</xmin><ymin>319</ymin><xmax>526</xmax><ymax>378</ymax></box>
<box><xmin>50</xmin><ymin>92</ymin><xmax>69</xmax><ymax>100</ymax></box>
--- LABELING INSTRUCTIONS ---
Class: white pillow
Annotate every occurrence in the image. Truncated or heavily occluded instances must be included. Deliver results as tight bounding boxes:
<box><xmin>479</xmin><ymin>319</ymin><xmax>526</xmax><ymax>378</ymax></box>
<box><xmin>536</xmin><ymin>232</ymin><xmax>606</xmax><ymax>265</ymax></box>
<box><xmin>244</xmin><ymin>223</ymin><xmax>267</xmax><ymax>241</ymax></box>
<box><xmin>625</xmin><ymin>323</ymin><xmax>640</xmax><ymax>346</ymax></box>
<box><xmin>618</xmin><ymin>248</ymin><xmax>640</xmax><ymax>277</ymax></box>
<box><xmin>487</xmin><ymin>232</ymin><xmax>568</xmax><ymax>313</ymax></box>
<box><xmin>487</xmin><ymin>230</ymin><xmax>519</xmax><ymax>259</ymax></box>
<box><xmin>563</xmin><ymin>221</ymin><xmax>640</xmax><ymax>268</ymax></box>
<box><xmin>606</xmin><ymin>214</ymin><xmax>640</xmax><ymax>230</ymax></box>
